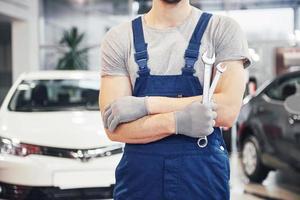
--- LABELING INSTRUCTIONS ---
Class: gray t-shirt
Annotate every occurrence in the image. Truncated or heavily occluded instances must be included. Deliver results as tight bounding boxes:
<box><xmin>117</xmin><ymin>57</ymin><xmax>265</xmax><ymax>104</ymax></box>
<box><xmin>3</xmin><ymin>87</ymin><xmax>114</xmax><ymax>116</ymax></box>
<box><xmin>101</xmin><ymin>7</ymin><xmax>251</xmax><ymax>87</ymax></box>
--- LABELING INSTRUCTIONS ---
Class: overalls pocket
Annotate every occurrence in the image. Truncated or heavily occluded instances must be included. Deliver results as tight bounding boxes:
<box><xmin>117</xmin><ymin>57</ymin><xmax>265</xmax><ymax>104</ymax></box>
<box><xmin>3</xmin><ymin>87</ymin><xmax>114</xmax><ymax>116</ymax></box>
<box><xmin>114</xmin><ymin>151</ymin><xmax>164</xmax><ymax>200</ymax></box>
<box><xmin>177</xmin><ymin>147</ymin><xmax>230</xmax><ymax>200</ymax></box>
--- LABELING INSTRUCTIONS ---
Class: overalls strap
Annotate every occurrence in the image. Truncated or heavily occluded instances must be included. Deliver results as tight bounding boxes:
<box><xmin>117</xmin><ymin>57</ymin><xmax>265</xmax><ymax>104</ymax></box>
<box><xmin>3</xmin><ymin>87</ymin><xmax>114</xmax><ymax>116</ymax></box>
<box><xmin>182</xmin><ymin>12</ymin><xmax>213</xmax><ymax>75</ymax></box>
<box><xmin>132</xmin><ymin>17</ymin><xmax>150</xmax><ymax>76</ymax></box>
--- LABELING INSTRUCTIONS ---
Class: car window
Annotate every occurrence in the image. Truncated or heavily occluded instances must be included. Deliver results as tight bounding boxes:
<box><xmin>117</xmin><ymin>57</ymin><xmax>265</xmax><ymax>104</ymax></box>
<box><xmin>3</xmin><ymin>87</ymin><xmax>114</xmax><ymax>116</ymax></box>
<box><xmin>8</xmin><ymin>79</ymin><xmax>100</xmax><ymax>112</ymax></box>
<box><xmin>265</xmin><ymin>75</ymin><xmax>300</xmax><ymax>101</ymax></box>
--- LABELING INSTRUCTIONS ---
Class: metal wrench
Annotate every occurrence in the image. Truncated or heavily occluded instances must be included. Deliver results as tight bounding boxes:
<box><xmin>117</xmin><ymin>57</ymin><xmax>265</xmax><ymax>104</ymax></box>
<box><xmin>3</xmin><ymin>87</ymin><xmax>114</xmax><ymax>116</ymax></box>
<box><xmin>197</xmin><ymin>51</ymin><xmax>216</xmax><ymax>148</ymax></box>
<box><xmin>202</xmin><ymin>51</ymin><xmax>216</xmax><ymax>105</ymax></box>
<box><xmin>208</xmin><ymin>63</ymin><xmax>227</xmax><ymax>101</ymax></box>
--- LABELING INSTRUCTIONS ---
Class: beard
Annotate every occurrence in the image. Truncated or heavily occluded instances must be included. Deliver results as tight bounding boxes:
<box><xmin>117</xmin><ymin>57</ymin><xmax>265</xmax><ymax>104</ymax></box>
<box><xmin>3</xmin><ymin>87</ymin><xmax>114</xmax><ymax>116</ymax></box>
<box><xmin>161</xmin><ymin>0</ymin><xmax>182</xmax><ymax>4</ymax></box>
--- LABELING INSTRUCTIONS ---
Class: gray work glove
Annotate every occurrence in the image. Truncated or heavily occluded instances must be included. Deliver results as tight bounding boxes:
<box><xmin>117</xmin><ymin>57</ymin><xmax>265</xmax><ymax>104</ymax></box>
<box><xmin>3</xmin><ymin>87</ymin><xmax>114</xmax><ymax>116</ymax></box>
<box><xmin>174</xmin><ymin>101</ymin><xmax>217</xmax><ymax>138</ymax></box>
<box><xmin>103</xmin><ymin>96</ymin><xmax>149</xmax><ymax>132</ymax></box>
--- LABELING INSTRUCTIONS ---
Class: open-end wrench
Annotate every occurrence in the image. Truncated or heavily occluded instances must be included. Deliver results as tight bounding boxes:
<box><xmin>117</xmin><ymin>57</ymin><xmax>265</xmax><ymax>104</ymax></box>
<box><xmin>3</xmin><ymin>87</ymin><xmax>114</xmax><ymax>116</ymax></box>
<box><xmin>197</xmin><ymin>51</ymin><xmax>216</xmax><ymax>148</ymax></box>
<box><xmin>208</xmin><ymin>63</ymin><xmax>227</xmax><ymax>101</ymax></box>
<box><xmin>202</xmin><ymin>51</ymin><xmax>216</xmax><ymax>105</ymax></box>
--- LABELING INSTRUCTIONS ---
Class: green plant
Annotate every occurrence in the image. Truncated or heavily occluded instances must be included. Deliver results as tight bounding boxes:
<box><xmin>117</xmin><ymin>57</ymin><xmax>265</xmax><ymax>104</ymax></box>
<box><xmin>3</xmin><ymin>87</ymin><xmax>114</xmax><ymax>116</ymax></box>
<box><xmin>57</xmin><ymin>27</ymin><xmax>89</xmax><ymax>70</ymax></box>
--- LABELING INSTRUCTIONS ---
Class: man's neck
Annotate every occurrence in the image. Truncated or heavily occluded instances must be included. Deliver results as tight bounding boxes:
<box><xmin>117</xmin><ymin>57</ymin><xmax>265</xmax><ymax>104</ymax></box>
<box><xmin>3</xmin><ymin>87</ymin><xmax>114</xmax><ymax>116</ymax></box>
<box><xmin>144</xmin><ymin>0</ymin><xmax>192</xmax><ymax>29</ymax></box>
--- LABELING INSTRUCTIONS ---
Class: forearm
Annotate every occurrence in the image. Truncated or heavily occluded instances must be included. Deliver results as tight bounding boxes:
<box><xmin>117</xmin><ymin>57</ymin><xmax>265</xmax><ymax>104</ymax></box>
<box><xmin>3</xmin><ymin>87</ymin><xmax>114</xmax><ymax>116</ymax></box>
<box><xmin>148</xmin><ymin>95</ymin><xmax>202</xmax><ymax>114</ymax></box>
<box><xmin>211</xmin><ymin>93</ymin><xmax>242</xmax><ymax>127</ymax></box>
<box><xmin>147</xmin><ymin>93</ymin><xmax>242</xmax><ymax>128</ymax></box>
<box><xmin>106</xmin><ymin>112</ymin><xmax>175</xmax><ymax>144</ymax></box>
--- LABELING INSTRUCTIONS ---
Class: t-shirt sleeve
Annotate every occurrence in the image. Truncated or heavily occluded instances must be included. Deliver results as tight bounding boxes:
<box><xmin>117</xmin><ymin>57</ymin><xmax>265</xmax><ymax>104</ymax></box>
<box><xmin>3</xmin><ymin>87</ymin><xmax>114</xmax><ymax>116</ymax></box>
<box><xmin>214</xmin><ymin>16</ymin><xmax>252</xmax><ymax>68</ymax></box>
<box><xmin>100</xmin><ymin>27</ymin><xmax>129</xmax><ymax>76</ymax></box>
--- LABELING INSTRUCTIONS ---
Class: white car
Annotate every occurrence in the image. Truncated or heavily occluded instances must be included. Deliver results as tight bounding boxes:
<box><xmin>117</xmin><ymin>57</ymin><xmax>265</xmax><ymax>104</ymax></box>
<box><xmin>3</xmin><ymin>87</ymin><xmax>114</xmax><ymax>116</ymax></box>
<box><xmin>0</xmin><ymin>70</ymin><xmax>122</xmax><ymax>199</ymax></box>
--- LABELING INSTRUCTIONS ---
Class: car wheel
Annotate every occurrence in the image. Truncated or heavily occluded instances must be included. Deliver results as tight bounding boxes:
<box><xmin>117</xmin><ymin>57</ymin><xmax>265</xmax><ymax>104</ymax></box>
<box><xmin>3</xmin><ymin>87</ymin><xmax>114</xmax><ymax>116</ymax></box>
<box><xmin>242</xmin><ymin>135</ymin><xmax>270</xmax><ymax>183</ymax></box>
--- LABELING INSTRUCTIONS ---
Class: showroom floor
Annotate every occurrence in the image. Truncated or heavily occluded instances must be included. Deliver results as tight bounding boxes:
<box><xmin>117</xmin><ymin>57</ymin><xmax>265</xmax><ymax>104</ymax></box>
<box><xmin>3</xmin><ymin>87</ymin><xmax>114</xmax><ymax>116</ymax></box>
<box><xmin>230</xmin><ymin>153</ymin><xmax>300</xmax><ymax>200</ymax></box>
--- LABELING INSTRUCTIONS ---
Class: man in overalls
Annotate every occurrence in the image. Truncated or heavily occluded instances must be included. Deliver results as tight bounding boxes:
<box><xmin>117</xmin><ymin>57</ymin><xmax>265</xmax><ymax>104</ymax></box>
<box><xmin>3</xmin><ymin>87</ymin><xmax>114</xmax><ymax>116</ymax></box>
<box><xmin>100</xmin><ymin>0</ymin><xmax>251</xmax><ymax>199</ymax></box>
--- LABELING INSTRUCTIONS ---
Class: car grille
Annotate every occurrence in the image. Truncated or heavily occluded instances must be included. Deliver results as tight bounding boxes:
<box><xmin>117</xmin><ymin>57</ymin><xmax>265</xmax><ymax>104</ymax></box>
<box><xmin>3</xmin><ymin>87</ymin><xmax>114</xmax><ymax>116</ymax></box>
<box><xmin>39</xmin><ymin>144</ymin><xmax>123</xmax><ymax>162</ymax></box>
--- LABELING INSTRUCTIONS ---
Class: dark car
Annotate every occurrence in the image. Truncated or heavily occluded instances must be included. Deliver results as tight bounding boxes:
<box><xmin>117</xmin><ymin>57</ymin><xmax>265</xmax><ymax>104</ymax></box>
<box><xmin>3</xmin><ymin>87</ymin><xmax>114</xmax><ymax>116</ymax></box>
<box><xmin>237</xmin><ymin>71</ymin><xmax>300</xmax><ymax>183</ymax></box>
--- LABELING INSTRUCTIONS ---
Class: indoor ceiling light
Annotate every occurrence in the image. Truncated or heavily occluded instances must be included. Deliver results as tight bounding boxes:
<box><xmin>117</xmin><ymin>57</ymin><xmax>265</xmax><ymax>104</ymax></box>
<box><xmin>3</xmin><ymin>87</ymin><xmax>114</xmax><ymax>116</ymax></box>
<box><xmin>72</xmin><ymin>0</ymin><xmax>86</xmax><ymax>6</ymax></box>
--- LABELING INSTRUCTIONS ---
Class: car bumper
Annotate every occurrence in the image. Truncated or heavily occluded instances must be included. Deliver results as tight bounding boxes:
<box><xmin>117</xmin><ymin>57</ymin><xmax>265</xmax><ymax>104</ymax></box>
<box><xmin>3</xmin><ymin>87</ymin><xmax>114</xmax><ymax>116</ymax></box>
<box><xmin>0</xmin><ymin>182</ymin><xmax>114</xmax><ymax>199</ymax></box>
<box><xmin>0</xmin><ymin>153</ymin><xmax>122</xmax><ymax>188</ymax></box>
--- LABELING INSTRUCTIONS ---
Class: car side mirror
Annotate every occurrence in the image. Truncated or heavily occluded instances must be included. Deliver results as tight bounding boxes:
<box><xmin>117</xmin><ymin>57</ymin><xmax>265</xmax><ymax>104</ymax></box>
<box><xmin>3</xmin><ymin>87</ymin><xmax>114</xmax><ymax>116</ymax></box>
<box><xmin>284</xmin><ymin>94</ymin><xmax>300</xmax><ymax>114</ymax></box>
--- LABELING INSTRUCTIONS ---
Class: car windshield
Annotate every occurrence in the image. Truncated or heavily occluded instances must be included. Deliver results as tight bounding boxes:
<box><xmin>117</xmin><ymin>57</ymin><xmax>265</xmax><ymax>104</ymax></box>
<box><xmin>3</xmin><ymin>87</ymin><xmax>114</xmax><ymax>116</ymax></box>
<box><xmin>8</xmin><ymin>79</ymin><xmax>100</xmax><ymax>112</ymax></box>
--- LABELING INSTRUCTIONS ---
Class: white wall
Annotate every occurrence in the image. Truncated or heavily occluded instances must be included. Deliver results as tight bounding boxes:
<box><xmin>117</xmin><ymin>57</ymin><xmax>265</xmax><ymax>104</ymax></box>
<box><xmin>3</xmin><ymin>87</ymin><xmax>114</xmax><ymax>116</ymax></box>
<box><xmin>213</xmin><ymin>8</ymin><xmax>294</xmax><ymax>85</ymax></box>
<box><xmin>0</xmin><ymin>0</ymin><xmax>39</xmax><ymax>81</ymax></box>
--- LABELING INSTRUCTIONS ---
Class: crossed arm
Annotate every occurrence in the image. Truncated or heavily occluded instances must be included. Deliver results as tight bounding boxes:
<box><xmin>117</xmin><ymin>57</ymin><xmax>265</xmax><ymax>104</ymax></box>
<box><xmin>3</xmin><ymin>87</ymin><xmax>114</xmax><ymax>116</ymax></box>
<box><xmin>99</xmin><ymin>60</ymin><xmax>247</xmax><ymax>144</ymax></box>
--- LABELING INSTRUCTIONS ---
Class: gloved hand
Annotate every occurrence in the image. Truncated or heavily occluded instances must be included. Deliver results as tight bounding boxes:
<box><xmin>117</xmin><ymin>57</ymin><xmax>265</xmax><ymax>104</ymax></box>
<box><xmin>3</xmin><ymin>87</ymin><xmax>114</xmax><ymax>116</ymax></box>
<box><xmin>174</xmin><ymin>101</ymin><xmax>217</xmax><ymax>138</ymax></box>
<box><xmin>103</xmin><ymin>96</ymin><xmax>149</xmax><ymax>132</ymax></box>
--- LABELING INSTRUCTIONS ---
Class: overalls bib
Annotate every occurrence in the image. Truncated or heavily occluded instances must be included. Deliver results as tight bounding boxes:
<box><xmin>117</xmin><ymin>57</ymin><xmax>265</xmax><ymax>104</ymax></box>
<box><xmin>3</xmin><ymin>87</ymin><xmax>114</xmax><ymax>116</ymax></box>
<box><xmin>114</xmin><ymin>13</ymin><xmax>230</xmax><ymax>200</ymax></box>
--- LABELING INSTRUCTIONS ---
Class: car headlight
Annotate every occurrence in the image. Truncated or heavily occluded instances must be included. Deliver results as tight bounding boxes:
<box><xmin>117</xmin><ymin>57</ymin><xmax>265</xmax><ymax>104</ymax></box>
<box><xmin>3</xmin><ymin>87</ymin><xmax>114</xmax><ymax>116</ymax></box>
<box><xmin>0</xmin><ymin>137</ymin><xmax>41</xmax><ymax>157</ymax></box>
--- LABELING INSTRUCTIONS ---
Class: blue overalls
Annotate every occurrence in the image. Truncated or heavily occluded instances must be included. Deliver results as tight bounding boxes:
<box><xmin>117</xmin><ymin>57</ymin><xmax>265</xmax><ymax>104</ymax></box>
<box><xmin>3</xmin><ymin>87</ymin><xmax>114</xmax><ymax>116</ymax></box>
<box><xmin>114</xmin><ymin>13</ymin><xmax>230</xmax><ymax>200</ymax></box>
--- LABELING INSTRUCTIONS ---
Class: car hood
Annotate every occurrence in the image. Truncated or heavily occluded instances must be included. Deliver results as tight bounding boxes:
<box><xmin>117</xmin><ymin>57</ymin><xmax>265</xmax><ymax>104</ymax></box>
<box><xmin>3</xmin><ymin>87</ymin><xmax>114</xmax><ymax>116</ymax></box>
<box><xmin>0</xmin><ymin>111</ymin><xmax>115</xmax><ymax>149</ymax></box>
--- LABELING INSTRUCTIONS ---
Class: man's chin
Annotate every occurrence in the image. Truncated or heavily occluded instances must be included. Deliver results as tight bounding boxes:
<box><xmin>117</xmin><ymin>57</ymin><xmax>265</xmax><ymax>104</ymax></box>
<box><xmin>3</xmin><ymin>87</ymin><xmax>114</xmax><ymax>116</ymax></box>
<box><xmin>161</xmin><ymin>0</ymin><xmax>182</xmax><ymax>4</ymax></box>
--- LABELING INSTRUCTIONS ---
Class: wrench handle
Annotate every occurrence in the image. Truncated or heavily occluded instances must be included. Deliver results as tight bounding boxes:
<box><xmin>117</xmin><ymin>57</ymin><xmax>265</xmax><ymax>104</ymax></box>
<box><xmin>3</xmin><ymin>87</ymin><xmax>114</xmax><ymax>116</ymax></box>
<box><xmin>199</xmin><ymin>65</ymin><xmax>212</xmax><ymax>148</ymax></box>
<box><xmin>208</xmin><ymin>63</ymin><xmax>227</xmax><ymax>101</ymax></box>
<box><xmin>202</xmin><ymin>64</ymin><xmax>212</xmax><ymax>105</ymax></box>
<box><xmin>208</xmin><ymin>72</ymin><xmax>221</xmax><ymax>101</ymax></box>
